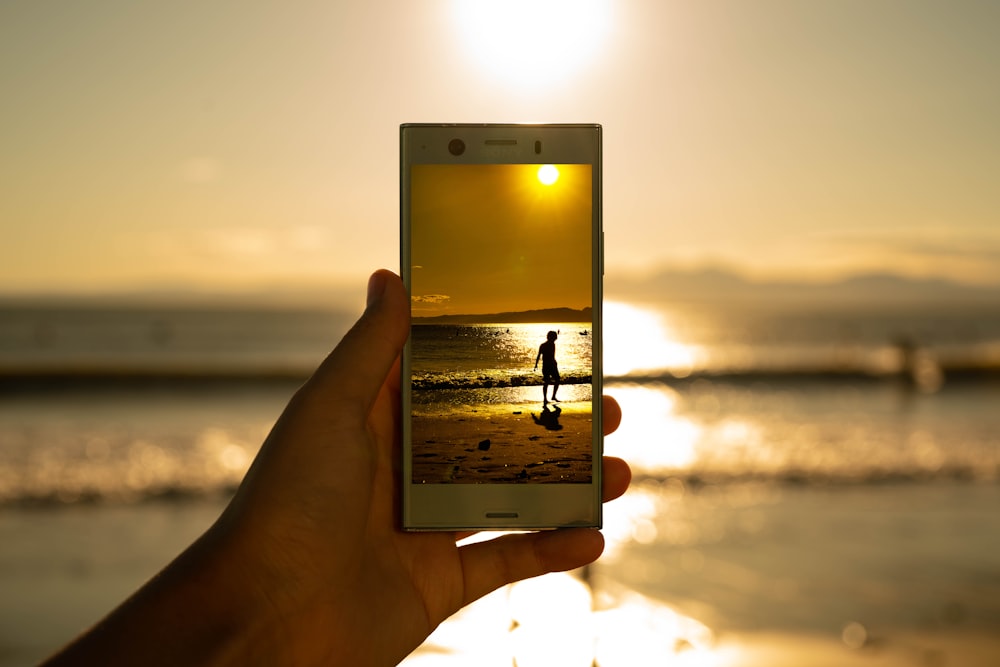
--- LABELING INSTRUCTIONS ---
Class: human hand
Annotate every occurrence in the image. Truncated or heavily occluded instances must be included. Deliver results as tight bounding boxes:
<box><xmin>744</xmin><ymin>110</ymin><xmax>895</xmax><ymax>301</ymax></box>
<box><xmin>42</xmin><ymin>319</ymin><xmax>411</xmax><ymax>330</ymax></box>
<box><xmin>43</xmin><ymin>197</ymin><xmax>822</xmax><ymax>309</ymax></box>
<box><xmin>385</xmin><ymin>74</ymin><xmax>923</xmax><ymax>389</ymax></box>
<box><xmin>218</xmin><ymin>269</ymin><xmax>629</xmax><ymax>665</ymax></box>
<box><xmin>43</xmin><ymin>269</ymin><xmax>629</xmax><ymax>667</ymax></box>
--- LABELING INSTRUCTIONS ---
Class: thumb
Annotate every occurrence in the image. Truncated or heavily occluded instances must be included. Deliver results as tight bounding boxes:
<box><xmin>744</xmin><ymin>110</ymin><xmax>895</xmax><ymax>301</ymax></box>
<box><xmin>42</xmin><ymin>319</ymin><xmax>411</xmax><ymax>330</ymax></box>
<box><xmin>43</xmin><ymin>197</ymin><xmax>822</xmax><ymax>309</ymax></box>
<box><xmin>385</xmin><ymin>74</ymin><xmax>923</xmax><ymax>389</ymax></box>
<box><xmin>303</xmin><ymin>270</ymin><xmax>410</xmax><ymax>412</ymax></box>
<box><xmin>457</xmin><ymin>529</ymin><xmax>605</xmax><ymax>609</ymax></box>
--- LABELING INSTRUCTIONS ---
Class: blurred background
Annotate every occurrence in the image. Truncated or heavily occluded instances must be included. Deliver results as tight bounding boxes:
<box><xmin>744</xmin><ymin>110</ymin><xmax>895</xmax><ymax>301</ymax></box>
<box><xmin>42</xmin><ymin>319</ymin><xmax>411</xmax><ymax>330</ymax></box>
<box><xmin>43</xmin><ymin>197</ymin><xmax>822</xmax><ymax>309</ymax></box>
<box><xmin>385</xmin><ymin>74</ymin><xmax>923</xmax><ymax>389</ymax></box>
<box><xmin>2</xmin><ymin>1</ymin><xmax>999</xmax><ymax>665</ymax></box>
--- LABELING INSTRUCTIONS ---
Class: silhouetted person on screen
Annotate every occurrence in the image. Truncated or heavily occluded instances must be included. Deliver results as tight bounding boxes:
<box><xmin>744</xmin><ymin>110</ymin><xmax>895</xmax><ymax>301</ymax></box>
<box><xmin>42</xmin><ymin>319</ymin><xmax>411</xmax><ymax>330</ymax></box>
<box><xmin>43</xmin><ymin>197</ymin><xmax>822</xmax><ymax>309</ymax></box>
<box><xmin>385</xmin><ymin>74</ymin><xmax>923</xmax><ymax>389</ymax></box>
<box><xmin>534</xmin><ymin>330</ymin><xmax>560</xmax><ymax>404</ymax></box>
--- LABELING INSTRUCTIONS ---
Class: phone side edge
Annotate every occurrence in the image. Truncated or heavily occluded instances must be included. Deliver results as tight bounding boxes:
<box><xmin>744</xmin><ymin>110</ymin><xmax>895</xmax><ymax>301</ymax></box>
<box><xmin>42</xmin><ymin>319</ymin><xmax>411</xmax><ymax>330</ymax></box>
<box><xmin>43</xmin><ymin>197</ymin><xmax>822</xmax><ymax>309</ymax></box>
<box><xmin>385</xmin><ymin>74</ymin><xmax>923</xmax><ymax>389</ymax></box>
<box><xmin>399</xmin><ymin>125</ymin><xmax>416</xmax><ymax>529</ymax></box>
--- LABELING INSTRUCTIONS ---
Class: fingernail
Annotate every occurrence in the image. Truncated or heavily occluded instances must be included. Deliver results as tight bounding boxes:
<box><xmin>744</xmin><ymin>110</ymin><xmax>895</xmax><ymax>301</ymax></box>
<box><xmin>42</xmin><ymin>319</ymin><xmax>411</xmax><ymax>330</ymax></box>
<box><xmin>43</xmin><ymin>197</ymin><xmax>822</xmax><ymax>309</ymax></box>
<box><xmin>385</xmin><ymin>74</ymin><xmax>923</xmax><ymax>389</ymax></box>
<box><xmin>366</xmin><ymin>270</ymin><xmax>386</xmax><ymax>308</ymax></box>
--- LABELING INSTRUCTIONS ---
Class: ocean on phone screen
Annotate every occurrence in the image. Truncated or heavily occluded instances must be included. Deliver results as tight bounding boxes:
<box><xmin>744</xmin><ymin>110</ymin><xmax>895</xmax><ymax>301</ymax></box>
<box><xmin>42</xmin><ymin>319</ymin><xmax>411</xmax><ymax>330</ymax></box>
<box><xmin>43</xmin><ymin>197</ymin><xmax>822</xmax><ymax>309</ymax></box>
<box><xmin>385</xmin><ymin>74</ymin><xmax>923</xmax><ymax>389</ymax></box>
<box><xmin>410</xmin><ymin>323</ymin><xmax>593</xmax><ymax>415</ymax></box>
<box><xmin>408</xmin><ymin>322</ymin><xmax>595</xmax><ymax>483</ymax></box>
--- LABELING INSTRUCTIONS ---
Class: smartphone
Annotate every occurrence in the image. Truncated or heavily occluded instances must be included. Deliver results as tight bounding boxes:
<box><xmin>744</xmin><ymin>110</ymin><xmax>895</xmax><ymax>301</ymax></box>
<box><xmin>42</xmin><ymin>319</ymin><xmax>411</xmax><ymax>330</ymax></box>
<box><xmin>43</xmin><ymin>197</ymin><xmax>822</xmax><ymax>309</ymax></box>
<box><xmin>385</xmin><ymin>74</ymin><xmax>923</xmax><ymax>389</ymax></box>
<box><xmin>400</xmin><ymin>123</ymin><xmax>603</xmax><ymax>530</ymax></box>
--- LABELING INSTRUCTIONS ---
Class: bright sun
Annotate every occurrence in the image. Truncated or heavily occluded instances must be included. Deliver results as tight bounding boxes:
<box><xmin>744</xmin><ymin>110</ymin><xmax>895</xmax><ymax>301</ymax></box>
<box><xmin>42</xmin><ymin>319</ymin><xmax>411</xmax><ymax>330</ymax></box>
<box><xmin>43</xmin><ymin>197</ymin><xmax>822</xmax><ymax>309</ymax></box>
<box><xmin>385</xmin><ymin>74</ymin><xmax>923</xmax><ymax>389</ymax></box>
<box><xmin>537</xmin><ymin>164</ymin><xmax>559</xmax><ymax>185</ymax></box>
<box><xmin>452</xmin><ymin>0</ymin><xmax>612</xmax><ymax>89</ymax></box>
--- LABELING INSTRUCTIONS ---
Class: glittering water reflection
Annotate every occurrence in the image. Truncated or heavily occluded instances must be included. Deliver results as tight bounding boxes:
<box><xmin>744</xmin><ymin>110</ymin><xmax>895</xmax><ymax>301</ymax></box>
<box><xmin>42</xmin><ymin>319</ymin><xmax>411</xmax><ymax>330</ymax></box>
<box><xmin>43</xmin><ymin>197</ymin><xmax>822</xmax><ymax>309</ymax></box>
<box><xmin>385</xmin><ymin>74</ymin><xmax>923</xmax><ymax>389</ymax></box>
<box><xmin>404</xmin><ymin>571</ymin><xmax>717</xmax><ymax>667</ymax></box>
<box><xmin>604</xmin><ymin>302</ymin><xmax>701</xmax><ymax>377</ymax></box>
<box><xmin>602</xmin><ymin>382</ymin><xmax>701</xmax><ymax>473</ymax></box>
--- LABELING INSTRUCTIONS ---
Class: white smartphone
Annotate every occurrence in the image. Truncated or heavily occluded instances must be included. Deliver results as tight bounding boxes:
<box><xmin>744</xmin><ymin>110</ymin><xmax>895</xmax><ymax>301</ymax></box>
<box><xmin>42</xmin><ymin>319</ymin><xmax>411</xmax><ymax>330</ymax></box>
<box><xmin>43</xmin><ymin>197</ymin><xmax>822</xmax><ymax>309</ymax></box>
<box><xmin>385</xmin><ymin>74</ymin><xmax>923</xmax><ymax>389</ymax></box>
<box><xmin>400</xmin><ymin>123</ymin><xmax>603</xmax><ymax>530</ymax></box>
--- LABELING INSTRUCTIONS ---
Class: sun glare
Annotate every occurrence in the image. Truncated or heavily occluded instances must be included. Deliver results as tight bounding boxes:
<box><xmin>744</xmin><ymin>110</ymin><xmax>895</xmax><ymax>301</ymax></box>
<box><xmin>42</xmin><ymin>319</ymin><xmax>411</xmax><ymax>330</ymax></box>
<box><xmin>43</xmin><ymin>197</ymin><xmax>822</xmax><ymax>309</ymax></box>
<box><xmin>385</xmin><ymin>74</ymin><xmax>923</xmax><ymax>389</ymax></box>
<box><xmin>537</xmin><ymin>164</ymin><xmax>559</xmax><ymax>185</ymax></box>
<box><xmin>452</xmin><ymin>0</ymin><xmax>612</xmax><ymax>89</ymax></box>
<box><xmin>604</xmin><ymin>301</ymin><xmax>699</xmax><ymax>377</ymax></box>
<box><xmin>604</xmin><ymin>383</ymin><xmax>701</xmax><ymax>474</ymax></box>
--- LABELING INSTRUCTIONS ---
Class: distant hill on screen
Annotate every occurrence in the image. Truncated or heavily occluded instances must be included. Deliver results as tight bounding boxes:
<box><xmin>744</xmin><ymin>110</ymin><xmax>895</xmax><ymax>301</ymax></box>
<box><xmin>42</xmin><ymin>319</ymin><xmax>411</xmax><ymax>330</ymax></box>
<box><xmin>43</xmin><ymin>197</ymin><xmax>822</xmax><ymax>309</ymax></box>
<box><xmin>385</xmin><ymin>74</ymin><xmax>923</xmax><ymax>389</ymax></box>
<box><xmin>413</xmin><ymin>306</ymin><xmax>592</xmax><ymax>324</ymax></box>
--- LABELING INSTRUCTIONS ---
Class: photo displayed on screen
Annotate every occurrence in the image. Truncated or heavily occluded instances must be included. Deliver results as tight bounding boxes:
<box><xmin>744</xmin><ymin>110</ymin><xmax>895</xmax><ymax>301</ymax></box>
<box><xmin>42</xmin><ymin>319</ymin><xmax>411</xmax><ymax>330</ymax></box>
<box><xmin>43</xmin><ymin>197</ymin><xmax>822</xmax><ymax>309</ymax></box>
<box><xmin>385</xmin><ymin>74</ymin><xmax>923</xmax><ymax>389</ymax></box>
<box><xmin>409</xmin><ymin>163</ymin><xmax>594</xmax><ymax>484</ymax></box>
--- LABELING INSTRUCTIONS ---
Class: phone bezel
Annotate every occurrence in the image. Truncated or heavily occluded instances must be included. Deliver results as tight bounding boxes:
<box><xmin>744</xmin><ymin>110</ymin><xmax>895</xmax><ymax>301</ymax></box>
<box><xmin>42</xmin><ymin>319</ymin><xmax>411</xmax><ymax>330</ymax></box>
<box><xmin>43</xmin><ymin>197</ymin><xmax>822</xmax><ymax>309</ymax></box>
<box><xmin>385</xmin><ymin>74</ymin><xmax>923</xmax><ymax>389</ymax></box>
<box><xmin>400</xmin><ymin>123</ymin><xmax>603</xmax><ymax>530</ymax></box>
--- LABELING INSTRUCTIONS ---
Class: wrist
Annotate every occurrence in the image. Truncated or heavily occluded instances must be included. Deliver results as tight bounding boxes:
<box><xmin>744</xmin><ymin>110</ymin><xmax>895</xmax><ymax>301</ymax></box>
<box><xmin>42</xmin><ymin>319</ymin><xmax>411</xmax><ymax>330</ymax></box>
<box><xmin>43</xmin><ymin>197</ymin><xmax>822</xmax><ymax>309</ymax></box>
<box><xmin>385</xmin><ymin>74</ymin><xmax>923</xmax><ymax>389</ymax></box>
<box><xmin>42</xmin><ymin>516</ymin><xmax>272</xmax><ymax>667</ymax></box>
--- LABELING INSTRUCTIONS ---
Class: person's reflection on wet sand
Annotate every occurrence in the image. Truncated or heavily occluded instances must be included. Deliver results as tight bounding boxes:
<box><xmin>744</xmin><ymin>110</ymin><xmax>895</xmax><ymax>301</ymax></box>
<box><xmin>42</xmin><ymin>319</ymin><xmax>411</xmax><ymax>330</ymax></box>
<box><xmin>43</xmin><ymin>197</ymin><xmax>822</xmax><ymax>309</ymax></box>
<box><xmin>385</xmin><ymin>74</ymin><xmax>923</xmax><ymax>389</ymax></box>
<box><xmin>532</xmin><ymin>404</ymin><xmax>563</xmax><ymax>431</ymax></box>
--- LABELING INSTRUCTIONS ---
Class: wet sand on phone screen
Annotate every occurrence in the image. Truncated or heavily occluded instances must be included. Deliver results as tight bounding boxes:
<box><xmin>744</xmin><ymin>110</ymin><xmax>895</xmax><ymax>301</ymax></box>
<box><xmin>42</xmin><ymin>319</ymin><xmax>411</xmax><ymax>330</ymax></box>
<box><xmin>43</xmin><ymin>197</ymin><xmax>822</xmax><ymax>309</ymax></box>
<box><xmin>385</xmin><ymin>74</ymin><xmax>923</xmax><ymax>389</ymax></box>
<box><xmin>410</xmin><ymin>402</ymin><xmax>593</xmax><ymax>484</ymax></box>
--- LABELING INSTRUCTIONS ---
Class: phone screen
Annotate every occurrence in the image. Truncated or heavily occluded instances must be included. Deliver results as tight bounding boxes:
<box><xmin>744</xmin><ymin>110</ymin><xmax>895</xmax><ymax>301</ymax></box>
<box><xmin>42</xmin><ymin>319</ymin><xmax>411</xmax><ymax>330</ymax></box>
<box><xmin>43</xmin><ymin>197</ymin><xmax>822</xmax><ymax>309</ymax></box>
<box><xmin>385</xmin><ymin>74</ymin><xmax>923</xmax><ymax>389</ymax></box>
<box><xmin>401</xmin><ymin>125</ymin><xmax>601</xmax><ymax>529</ymax></box>
<box><xmin>410</xmin><ymin>163</ymin><xmax>594</xmax><ymax>483</ymax></box>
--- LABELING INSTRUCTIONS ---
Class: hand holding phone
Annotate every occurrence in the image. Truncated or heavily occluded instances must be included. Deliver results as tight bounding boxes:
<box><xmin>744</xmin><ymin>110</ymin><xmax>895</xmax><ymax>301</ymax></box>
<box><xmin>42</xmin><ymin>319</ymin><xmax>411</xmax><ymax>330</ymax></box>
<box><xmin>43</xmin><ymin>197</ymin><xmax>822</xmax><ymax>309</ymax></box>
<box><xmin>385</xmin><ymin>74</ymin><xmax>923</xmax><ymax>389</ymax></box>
<box><xmin>37</xmin><ymin>268</ymin><xmax>629</xmax><ymax>667</ymax></box>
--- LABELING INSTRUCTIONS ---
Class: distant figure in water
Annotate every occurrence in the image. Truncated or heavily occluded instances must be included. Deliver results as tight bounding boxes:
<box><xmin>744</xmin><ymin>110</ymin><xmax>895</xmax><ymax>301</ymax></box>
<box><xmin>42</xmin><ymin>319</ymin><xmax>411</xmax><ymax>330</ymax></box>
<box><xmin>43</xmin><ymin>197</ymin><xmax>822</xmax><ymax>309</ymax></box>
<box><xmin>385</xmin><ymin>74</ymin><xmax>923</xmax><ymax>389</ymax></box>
<box><xmin>534</xmin><ymin>330</ymin><xmax>560</xmax><ymax>404</ymax></box>
<box><xmin>892</xmin><ymin>333</ymin><xmax>944</xmax><ymax>394</ymax></box>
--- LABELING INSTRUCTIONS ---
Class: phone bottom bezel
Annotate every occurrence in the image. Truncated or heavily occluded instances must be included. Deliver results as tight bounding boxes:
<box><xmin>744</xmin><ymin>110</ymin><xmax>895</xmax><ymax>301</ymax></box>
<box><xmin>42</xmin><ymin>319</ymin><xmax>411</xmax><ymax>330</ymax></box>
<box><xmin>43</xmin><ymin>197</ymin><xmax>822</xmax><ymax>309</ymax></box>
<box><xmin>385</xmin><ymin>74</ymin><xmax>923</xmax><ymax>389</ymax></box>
<box><xmin>403</xmin><ymin>482</ymin><xmax>601</xmax><ymax>531</ymax></box>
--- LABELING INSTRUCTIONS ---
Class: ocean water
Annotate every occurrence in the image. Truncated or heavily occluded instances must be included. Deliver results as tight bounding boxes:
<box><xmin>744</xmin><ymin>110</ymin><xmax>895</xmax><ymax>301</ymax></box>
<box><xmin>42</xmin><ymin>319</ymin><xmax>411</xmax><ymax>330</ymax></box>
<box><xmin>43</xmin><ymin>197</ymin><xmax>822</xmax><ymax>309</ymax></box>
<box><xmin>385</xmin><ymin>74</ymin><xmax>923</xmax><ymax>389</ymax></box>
<box><xmin>0</xmin><ymin>303</ymin><xmax>353</xmax><ymax>378</ymax></box>
<box><xmin>2</xmin><ymin>299</ymin><xmax>999</xmax><ymax>665</ymax></box>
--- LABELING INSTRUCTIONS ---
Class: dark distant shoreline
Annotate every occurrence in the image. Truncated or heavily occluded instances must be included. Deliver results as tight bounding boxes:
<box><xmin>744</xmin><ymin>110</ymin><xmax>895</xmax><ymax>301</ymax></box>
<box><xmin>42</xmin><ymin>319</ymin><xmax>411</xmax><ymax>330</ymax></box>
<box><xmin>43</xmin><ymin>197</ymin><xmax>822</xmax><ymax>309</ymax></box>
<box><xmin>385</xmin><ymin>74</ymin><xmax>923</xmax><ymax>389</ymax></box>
<box><xmin>413</xmin><ymin>306</ymin><xmax>592</xmax><ymax>325</ymax></box>
<box><xmin>4</xmin><ymin>362</ymin><xmax>999</xmax><ymax>395</ymax></box>
<box><xmin>0</xmin><ymin>366</ymin><xmax>310</xmax><ymax>394</ymax></box>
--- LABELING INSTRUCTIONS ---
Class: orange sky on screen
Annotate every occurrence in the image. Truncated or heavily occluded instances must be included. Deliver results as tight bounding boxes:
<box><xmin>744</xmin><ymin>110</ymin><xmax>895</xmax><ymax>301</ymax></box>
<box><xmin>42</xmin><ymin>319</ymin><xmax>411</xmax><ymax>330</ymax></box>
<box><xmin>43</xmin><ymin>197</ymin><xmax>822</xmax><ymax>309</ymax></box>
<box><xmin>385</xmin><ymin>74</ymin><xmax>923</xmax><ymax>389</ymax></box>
<box><xmin>410</xmin><ymin>164</ymin><xmax>592</xmax><ymax>316</ymax></box>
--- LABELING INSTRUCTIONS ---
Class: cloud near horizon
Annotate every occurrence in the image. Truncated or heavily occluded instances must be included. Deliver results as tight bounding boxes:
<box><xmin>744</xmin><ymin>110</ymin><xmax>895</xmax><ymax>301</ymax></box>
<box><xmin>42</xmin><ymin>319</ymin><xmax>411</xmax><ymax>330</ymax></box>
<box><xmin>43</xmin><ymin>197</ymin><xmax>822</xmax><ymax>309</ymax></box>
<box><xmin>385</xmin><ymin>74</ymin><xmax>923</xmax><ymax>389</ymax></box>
<box><xmin>412</xmin><ymin>294</ymin><xmax>451</xmax><ymax>304</ymax></box>
<box><xmin>816</xmin><ymin>229</ymin><xmax>1000</xmax><ymax>286</ymax></box>
<box><xmin>628</xmin><ymin>227</ymin><xmax>1000</xmax><ymax>288</ymax></box>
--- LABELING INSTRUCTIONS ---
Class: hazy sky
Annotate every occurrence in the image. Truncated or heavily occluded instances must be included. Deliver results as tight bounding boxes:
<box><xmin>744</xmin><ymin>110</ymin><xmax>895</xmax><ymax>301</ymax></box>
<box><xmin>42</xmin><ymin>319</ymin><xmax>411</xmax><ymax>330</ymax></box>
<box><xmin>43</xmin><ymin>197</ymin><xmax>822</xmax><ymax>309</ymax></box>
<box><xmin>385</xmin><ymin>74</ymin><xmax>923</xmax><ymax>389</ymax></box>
<box><xmin>2</xmin><ymin>0</ymin><xmax>999</xmax><ymax>300</ymax></box>
<box><xmin>410</xmin><ymin>164</ymin><xmax>592</xmax><ymax>316</ymax></box>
